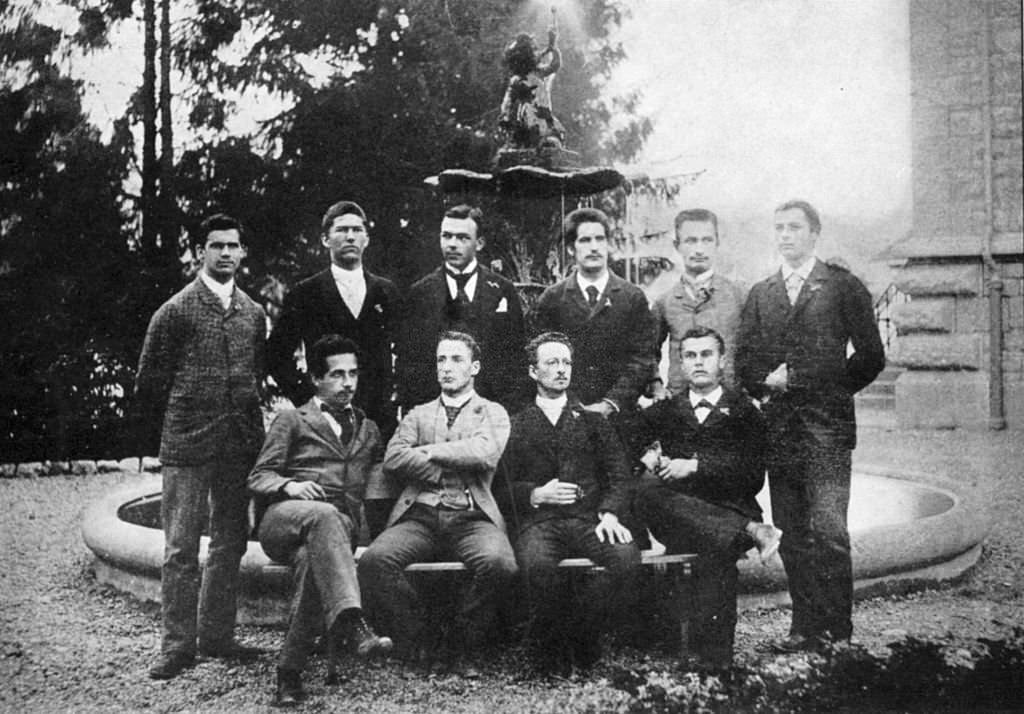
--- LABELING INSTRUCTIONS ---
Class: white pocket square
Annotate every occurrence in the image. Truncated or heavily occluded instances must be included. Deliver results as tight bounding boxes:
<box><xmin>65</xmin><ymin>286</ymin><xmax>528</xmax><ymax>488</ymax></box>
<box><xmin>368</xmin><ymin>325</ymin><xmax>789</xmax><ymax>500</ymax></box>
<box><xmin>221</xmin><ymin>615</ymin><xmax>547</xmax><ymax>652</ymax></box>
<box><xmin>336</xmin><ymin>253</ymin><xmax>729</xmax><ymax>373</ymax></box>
<box><xmin>496</xmin><ymin>297</ymin><xmax>508</xmax><ymax>312</ymax></box>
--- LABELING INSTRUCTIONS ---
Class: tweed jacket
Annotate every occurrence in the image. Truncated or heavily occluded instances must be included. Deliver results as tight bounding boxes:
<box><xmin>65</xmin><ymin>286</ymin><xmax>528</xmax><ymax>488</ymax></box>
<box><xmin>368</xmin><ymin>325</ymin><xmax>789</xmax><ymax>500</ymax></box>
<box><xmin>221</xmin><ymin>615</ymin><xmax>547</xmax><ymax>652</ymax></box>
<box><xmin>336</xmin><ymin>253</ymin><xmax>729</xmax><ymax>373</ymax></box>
<box><xmin>495</xmin><ymin>400</ymin><xmax>635</xmax><ymax>536</ymax></box>
<box><xmin>652</xmin><ymin>273</ymin><xmax>747</xmax><ymax>391</ymax></box>
<box><xmin>736</xmin><ymin>259</ymin><xmax>885</xmax><ymax>450</ymax></box>
<box><xmin>248</xmin><ymin>399</ymin><xmax>384</xmax><ymax>536</ymax></box>
<box><xmin>383</xmin><ymin>392</ymin><xmax>510</xmax><ymax>530</ymax></box>
<box><xmin>394</xmin><ymin>266</ymin><xmax>526</xmax><ymax>410</ymax></box>
<box><xmin>532</xmin><ymin>271</ymin><xmax>656</xmax><ymax>409</ymax></box>
<box><xmin>267</xmin><ymin>268</ymin><xmax>400</xmax><ymax>417</ymax></box>
<box><xmin>134</xmin><ymin>277</ymin><xmax>266</xmax><ymax>465</ymax></box>
<box><xmin>628</xmin><ymin>387</ymin><xmax>766</xmax><ymax>521</ymax></box>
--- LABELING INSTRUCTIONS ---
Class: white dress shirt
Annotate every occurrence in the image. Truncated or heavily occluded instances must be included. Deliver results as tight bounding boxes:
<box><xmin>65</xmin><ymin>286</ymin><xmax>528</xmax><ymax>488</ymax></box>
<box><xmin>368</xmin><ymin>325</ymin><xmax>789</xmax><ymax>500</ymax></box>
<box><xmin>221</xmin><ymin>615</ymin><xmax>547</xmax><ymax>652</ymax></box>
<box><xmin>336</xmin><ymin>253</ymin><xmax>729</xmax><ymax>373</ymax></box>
<box><xmin>535</xmin><ymin>393</ymin><xmax>568</xmax><ymax>426</ymax></box>
<box><xmin>689</xmin><ymin>385</ymin><xmax>723</xmax><ymax>424</ymax></box>
<box><xmin>200</xmin><ymin>272</ymin><xmax>234</xmax><ymax>309</ymax></box>
<box><xmin>444</xmin><ymin>259</ymin><xmax>479</xmax><ymax>301</ymax></box>
<box><xmin>781</xmin><ymin>256</ymin><xmax>817</xmax><ymax>305</ymax></box>
<box><xmin>575</xmin><ymin>270</ymin><xmax>609</xmax><ymax>304</ymax></box>
<box><xmin>331</xmin><ymin>264</ymin><xmax>367</xmax><ymax>317</ymax></box>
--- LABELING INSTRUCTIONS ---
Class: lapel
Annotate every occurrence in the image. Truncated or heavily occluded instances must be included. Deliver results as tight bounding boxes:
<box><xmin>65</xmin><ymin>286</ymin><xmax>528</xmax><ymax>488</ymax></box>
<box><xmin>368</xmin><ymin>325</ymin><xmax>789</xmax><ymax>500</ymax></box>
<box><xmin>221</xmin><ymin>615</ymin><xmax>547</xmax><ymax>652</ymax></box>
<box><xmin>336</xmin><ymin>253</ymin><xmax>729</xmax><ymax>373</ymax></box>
<box><xmin>673</xmin><ymin>393</ymin><xmax>701</xmax><ymax>431</ymax></box>
<box><xmin>589</xmin><ymin>273</ymin><xmax>622</xmax><ymax>320</ymax></box>
<box><xmin>699</xmin><ymin>388</ymin><xmax>733</xmax><ymax>430</ymax></box>
<box><xmin>193</xmin><ymin>276</ymin><xmax>227</xmax><ymax>316</ymax></box>
<box><xmin>426</xmin><ymin>268</ymin><xmax>451</xmax><ymax>313</ymax></box>
<box><xmin>314</xmin><ymin>269</ymin><xmax>359</xmax><ymax>322</ymax></box>
<box><xmin>298</xmin><ymin>399</ymin><xmax>346</xmax><ymax>458</ymax></box>
<box><xmin>670</xmin><ymin>278</ymin><xmax>700</xmax><ymax>312</ymax></box>
<box><xmin>563</xmin><ymin>275</ymin><xmax>593</xmax><ymax>321</ymax></box>
<box><xmin>765</xmin><ymin>270</ymin><xmax>792</xmax><ymax>320</ymax></box>
<box><xmin>358</xmin><ymin>271</ymin><xmax>386</xmax><ymax>321</ymax></box>
<box><xmin>473</xmin><ymin>268</ymin><xmax>504</xmax><ymax>315</ymax></box>
<box><xmin>346</xmin><ymin>406</ymin><xmax>369</xmax><ymax>455</ymax></box>
<box><xmin>789</xmin><ymin>258</ymin><xmax>829</xmax><ymax>320</ymax></box>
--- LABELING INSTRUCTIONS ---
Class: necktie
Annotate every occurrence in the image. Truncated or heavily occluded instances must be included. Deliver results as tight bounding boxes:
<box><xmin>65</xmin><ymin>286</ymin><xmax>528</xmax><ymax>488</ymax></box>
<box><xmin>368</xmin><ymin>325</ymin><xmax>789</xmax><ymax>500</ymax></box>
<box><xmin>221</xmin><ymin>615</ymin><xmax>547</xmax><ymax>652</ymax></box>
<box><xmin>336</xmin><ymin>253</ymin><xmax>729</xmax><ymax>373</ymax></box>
<box><xmin>321</xmin><ymin>404</ymin><xmax>355</xmax><ymax>445</ymax></box>
<box><xmin>786</xmin><ymin>273</ymin><xmax>804</xmax><ymax>305</ymax></box>
<box><xmin>447</xmin><ymin>270</ymin><xmax>475</xmax><ymax>304</ymax></box>
<box><xmin>694</xmin><ymin>399</ymin><xmax>713</xmax><ymax>424</ymax></box>
<box><xmin>444</xmin><ymin>403</ymin><xmax>465</xmax><ymax>429</ymax></box>
<box><xmin>585</xmin><ymin>285</ymin><xmax>599</xmax><ymax>307</ymax></box>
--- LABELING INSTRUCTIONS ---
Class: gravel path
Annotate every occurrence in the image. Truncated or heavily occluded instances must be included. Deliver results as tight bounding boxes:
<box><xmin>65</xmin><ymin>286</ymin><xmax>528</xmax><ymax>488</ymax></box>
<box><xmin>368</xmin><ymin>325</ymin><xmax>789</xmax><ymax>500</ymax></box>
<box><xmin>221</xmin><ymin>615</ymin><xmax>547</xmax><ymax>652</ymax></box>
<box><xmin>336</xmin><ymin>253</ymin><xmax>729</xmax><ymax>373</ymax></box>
<box><xmin>1</xmin><ymin>425</ymin><xmax>1022</xmax><ymax>712</ymax></box>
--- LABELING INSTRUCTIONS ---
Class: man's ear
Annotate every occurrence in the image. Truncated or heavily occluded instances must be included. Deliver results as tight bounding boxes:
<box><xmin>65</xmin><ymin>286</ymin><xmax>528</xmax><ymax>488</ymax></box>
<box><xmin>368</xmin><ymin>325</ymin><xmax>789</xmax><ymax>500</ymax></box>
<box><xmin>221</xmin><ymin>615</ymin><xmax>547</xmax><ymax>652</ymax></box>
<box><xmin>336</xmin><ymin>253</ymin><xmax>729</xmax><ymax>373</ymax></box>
<box><xmin>471</xmin><ymin>360</ymin><xmax>482</xmax><ymax>376</ymax></box>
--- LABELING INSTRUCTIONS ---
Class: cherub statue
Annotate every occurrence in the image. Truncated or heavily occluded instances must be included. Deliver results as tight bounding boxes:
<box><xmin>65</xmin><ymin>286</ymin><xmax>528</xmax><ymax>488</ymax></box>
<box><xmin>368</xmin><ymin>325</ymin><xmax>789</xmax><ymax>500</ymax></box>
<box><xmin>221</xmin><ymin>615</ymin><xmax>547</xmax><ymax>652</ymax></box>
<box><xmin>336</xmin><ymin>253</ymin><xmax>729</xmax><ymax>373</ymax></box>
<box><xmin>499</xmin><ymin>23</ymin><xmax>565</xmax><ymax>151</ymax></box>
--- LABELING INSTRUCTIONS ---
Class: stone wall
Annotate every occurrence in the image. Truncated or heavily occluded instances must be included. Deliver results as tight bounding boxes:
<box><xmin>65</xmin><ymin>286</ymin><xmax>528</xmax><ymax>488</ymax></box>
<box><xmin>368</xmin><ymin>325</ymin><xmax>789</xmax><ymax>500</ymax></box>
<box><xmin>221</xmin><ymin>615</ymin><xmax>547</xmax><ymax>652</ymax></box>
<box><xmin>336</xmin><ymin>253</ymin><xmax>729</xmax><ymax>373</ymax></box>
<box><xmin>894</xmin><ymin>0</ymin><xmax>1023</xmax><ymax>429</ymax></box>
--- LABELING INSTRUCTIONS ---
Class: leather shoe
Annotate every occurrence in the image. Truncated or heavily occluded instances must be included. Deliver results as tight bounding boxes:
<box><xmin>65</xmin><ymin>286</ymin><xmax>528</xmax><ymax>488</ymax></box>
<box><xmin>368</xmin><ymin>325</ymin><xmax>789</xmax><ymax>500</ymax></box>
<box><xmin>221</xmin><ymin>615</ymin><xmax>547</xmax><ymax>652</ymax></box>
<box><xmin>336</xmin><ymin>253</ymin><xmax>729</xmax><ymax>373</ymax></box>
<box><xmin>198</xmin><ymin>640</ymin><xmax>267</xmax><ymax>660</ymax></box>
<box><xmin>340</xmin><ymin>615</ymin><xmax>393</xmax><ymax>658</ymax></box>
<box><xmin>273</xmin><ymin>668</ymin><xmax>305</xmax><ymax>708</ymax></box>
<box><xmin>148</xmin><ymin>651</ymin><xmax>195</xmax><ymax>679</ymax></box>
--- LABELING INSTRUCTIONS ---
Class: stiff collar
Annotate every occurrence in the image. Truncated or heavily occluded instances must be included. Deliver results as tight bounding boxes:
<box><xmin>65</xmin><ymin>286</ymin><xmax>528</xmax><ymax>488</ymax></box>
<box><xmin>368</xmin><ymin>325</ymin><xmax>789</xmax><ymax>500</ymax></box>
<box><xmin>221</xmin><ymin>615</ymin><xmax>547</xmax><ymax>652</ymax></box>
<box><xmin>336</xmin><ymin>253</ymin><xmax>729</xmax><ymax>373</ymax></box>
<box><xmin>575</xmin><ymin>269</ymin><xmax>609</xmax><ymax>297</ymax></box>
<box><xmin>445</xmin><ymin>259</ymin><xmax>478</xmax><ymax>277</ymax></box>
<box><xmin>199</xmin><ymin>271</ymin><xmax>234</xmax><ymax>305</ymax></box>
<box><xmin>330</xmin><ymin>263</ymin><xmax>365</xmax><ymax>284</ymax></box>
<box><xmin>688</xmin><ymin>385</ymin><xmax>723</xmax><ymax>408</ymax></box>
<box><xmin>781</xmin><ymin>256</ymin><xmax>817</xmax><ymax>283</ymax></box>
<box><xmin>440</xmin><ymin>390</ymin><xmax>476</xmax><ymax>409</ymax></box>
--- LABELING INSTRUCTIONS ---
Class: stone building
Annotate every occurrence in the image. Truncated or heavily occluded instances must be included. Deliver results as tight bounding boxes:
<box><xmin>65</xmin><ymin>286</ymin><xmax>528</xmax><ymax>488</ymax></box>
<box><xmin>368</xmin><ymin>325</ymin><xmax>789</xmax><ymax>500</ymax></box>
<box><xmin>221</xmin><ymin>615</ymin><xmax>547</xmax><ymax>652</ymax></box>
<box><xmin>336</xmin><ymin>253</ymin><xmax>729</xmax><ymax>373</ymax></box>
<box><xmin>890</xmin><ymin>0</ymin><xmax>1023</xmax><ymax>429</ymax></box>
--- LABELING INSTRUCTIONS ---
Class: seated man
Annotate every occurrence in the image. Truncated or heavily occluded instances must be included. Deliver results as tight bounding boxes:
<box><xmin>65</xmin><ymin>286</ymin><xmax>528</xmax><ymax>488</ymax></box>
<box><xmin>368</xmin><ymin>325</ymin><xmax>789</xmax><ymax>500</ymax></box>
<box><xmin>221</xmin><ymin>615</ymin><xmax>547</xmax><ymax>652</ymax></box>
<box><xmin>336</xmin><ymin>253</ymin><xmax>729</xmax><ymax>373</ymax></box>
<box><xmin>496</xmin><ymin>332</ymin><xmax>641</xmax><ymax>673</ymax></box>
<box><xmin>248</xmin><ymin>335</ymin><xmax>392</xmax><ymax>707</ymax></box>
<box><xmin>358</xmin><ymin>331</ymin><xmax>517</xmax><ymax>668</ymax></box>
<box><xmin>630</xmin><ymin>326</ymin><xmax>781</xmax><ymax>667</ymax></box>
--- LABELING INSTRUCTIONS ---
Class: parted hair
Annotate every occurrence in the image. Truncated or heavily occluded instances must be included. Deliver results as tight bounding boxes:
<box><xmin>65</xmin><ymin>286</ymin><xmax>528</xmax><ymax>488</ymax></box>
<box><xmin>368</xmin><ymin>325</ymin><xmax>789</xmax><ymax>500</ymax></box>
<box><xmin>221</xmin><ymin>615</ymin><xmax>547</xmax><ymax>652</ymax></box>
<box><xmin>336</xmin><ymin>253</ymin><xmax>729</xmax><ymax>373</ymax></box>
<box><xmin>444</xmin><ymin>204</ymin><xmax>484</xmax><ymax>234</ymax></box>
<box><xmin>308</xmin><ymin>334</ymin><xmax>361</xmax><ymax>378</ymax></box>
<box><xmin>680</xmin><ymin>325</ymin><xmax>726</xmax><ymax>355</ymax></box>
<box><xmin>775</xmin><ymin>199</ymin><xmax>821</xmax><ymax>235</ymax></box>
<box><xmin>437</xmin><ymin>330</ymin><xmax>481</xmax><ymax>362</ymax></box>
<box><xmin>563</xmin><ymin>207</ymin><xmax>611</xmax><ymax>245</ymax></box>
<box><xmin>321</xmin><ymin>201</ymin><xmax>368</xmax><ymax>234</ymax></box>
<box><xmin>525</xmin><ymin>331</ymin><xmax>573</xmax><ymax>364</ymax></box>
<box><xmin>674</xmin><ymin>208</ymin><xmax>719</xmax><ymax>242</ymax></box>
<box><xmin>193</xmin><ymin>213</ymin><xmax>244</xmax><ymax>250</ymax></box>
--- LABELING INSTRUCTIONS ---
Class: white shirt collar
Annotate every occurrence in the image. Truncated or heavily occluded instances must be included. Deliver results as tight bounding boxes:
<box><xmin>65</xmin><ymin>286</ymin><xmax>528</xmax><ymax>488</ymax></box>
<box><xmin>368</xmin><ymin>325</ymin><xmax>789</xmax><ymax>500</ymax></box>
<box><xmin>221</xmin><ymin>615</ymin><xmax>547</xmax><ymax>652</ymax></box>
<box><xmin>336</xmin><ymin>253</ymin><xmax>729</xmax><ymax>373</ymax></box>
<box><xmin>683</xmin><ymin>269</ymin><xmax>714</xmax><ymax>286</ymax></box>
<box><xmin>781</xmin><ymin>256</ymin><xmax>817</xmax><ymax>282</ymax></box>
<box><xmin>331</xmin><ymin>264</ymin><xmax>365</xmax><ymax>283</ymax></box>
<box><xmin>575</xmin><ymin>270</ymin><xmax>609</xmax><ymax>298</ymax></box>
<box><xmin>200</xmin><ymin>271</ymin><xmax>234</xmax><ymax>307</ymax></box>
<box><xmin>689</xmin><ymin>385</ymin><xmax>724</xmax><ymax>408</ymax></box>
<box><xmin>444</xmin><ymin>260</ymin><xmax>479</xmax><ymax>300</ymax></box>
<box><xmin>440</xmin><ymin>390</ymin><xmax>476</xmax><ymax>408</ymax></box>
<box><xmin>536</xmin><ymin>393</ymin><xmax>568</xmax><ymax>426</ymax></box>
<box><xmin>446</xmin><ymin>259</ymin><xmax>478</xmax><ymax>276</ymax></box>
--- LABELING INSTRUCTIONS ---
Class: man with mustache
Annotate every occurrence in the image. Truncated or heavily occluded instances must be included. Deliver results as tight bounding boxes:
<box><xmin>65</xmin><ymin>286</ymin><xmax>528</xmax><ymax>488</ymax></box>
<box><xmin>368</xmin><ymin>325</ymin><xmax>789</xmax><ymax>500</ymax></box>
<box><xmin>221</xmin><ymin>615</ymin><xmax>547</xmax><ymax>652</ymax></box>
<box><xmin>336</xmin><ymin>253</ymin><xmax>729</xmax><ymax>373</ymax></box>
<box><xmin>650</xmin><ymin>208</ymin><xmax>747</xmax><ymax>398</ymax></box>
<box><xmin>249</xmin><ymin>335</ymin><xmax>393</xmax><ymax>706</ymax></box>
<box><xmin>395</xmin><ymin>204</ymin><xmax>525</xmax><ymax>413</ymax></box>
<box><xmin>532</xmin><ymin>207</ymin><xmax>656</xmax><ymax>418</ymax></box>
<box><xmin>267</xmin><ymin>200</ymin><xmax>401</xmax><ymax>538</ymax></box>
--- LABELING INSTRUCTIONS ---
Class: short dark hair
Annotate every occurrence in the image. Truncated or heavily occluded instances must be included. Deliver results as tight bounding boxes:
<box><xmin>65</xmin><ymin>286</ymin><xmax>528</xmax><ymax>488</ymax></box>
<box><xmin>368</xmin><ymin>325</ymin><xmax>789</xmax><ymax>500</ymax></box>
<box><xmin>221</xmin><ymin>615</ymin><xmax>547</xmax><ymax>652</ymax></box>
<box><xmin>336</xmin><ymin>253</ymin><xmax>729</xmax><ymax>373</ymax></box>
<box><xmin>437</xmin><ymin>330</ymin><xmax>481</xmax><ymax>362</ymax></box>
<box><xmin>443</xmin><ymin>204</ymin><xmax>484</xmax><ymax>234</ymax></box>
<box><xmin>308</xmin><ymin>334</ymin><xmax>361</xmax><ymax>378</ymax></box>
<box><xmin>563</xmin><ymin>207</ymin><xmax>611</xmax><ymax>245</ymax></box>
<box><xmin>674</xmin><ymin>208</ymin><xmax>719</xmax><ymax>243</ymax></box>
<box><xmin>321</xmin><ymin>201</ymin><xmax>368</xmax><ymax>235</ymax></box>
<box><xmin>680</xmin><ymin>326</ymin><xmax>726</xmax><ymax>355</ymax></box>
<box><xmin>525</xmin><ymin>331</ymin><xmax>573</xmax><ymax>365</ymax></box>
<box><xmin>775</xmin><ymin>199</ymin><xmax>821</xmax><ymax>235</ymax></box>
<box><xmin>193</xmin><ymin>213</ymin><xmax>244</xmax><ymax>250</ymax></box>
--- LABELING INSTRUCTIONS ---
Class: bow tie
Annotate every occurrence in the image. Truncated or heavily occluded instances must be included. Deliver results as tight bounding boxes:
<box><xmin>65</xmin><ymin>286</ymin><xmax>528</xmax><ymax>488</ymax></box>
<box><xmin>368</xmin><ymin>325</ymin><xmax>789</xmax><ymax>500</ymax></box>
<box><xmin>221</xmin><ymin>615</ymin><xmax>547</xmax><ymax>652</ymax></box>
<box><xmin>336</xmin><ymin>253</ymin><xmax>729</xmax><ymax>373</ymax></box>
<box><xmin>694</xmin><ymin>399</ymin><xmax>714</xmax><ymax>411</ymax></box>
<box><xmin>321</xmin><ymin>403</ymin><xmax>355</xmax><ymax>444</ymax></box>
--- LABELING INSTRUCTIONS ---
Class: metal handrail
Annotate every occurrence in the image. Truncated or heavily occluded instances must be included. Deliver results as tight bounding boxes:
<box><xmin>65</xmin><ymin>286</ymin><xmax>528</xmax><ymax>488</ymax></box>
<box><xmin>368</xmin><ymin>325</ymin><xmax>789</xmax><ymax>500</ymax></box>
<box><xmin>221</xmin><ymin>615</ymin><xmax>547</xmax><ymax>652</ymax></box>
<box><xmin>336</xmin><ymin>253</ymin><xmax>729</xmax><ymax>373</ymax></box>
<box><xmin>875</xmin><ymin>283</ymin><xmax>910</xmax><ymax>354</ymax></box>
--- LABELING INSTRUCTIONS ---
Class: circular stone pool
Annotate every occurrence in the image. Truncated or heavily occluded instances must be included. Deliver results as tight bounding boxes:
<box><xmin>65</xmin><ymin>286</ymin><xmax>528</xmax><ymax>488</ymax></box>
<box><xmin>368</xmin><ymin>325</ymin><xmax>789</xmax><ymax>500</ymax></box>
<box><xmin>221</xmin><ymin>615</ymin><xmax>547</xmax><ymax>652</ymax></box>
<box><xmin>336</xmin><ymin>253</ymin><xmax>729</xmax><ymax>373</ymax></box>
<box><xmin>82</xmin><ymin>465</ymin><xmax>989</xmax><ymax>623</ymax></box>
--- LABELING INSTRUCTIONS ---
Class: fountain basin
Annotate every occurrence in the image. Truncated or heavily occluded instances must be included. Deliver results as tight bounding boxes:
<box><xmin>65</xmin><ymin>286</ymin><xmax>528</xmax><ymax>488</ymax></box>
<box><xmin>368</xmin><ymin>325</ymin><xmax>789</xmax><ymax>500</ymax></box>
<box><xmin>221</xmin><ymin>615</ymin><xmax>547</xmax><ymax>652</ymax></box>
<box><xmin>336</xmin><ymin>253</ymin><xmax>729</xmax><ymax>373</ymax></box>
<box><xmin>82</xmin><ymin>465</ymin><xmax>989</xmax><ymax>623</ymax></box>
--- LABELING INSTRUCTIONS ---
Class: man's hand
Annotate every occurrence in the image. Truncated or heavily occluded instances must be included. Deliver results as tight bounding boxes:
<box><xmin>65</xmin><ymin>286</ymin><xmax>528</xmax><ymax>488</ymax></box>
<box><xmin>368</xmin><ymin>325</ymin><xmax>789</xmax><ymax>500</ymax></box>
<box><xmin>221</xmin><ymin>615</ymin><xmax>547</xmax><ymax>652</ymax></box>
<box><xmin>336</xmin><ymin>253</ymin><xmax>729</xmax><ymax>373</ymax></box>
<box><xmin>656</xmin><ymin>458</ymin><xmax>698</xmax><ymax>482</ymax></box>
<box><xmin>531</xmin><ymin>479</ymin><xmax>580</xmax><ymax>506</ymax></box>
<box><xmin>764</xmin><ymin>363</ymin><xmax>788</xmax><ymax>392</ymax></box>
<box><xmin>582</xmin><ymin>401</ymin><xmax>615</xmax><ymax>418</ymax></box>
<box><xmin>282</xmin><ymin>480</ymin><xmax>326</xmax><ymax>500</ymax></box>
<box><xmin>595</xmin><ymin>512</ymin><xmax>633</xmax><ymax>544</ymax></box>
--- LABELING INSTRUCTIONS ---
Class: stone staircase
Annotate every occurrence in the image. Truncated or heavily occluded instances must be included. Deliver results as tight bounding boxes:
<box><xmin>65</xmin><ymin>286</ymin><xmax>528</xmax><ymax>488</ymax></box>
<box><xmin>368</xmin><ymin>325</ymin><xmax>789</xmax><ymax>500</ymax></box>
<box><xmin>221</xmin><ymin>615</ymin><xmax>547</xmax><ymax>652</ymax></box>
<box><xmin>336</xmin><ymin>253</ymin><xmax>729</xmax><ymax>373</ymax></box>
<box><xmin>855</xmin><ymin>365</ymin><xmax>903</xmax><ymax>428</ymax></box>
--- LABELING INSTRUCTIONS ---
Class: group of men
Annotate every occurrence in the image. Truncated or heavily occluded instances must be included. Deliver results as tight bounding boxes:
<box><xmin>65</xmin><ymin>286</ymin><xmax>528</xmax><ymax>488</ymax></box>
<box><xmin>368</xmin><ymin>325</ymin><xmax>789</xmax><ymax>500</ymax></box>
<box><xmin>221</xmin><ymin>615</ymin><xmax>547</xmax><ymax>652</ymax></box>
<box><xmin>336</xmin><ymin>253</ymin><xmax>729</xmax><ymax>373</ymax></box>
<box><xmin>135</xmin><ymin>197</ymin><xmax>884</xmax><ymax>705</ymax></box>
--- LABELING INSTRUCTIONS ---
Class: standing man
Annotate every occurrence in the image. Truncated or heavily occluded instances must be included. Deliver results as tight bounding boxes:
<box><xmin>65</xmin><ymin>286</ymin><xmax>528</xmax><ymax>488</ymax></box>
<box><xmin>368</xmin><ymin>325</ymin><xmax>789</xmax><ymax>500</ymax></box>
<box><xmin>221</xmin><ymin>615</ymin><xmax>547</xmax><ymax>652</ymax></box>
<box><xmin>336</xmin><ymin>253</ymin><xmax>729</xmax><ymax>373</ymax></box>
<box><xmin>359</xmin><ymin>331</ymin><xmax>517</xmax><ymax>668</ymax></box>
<box><xmin>650</xmin><ymin>208</ymin><xmax>747</xmax><ymax>398</ymax></box>
<box><xmin>249</xmin><ymin>335</ymin><xmax>392</xmax><ymax>706</ymax></box>
<box><xmin>496</xmin><ymin>332</ymin><xmax>640</xmax><ymax>673</ymax></box>
<box><xmin>135</xmin><ymin>214</ymin><xmax>267</xmax><ymax>679</ymax></box>
<box><xmin>267</xmin><ymin>201</ymin><xmax>401</xmax><ymax>538</ymax></box>
<box><xmin>736</xmin><ymin>199</ymin><xmax>885</xmax><ymax>652</ymax></box>
<box><xmin>395</xmin><ymin>204</ymin><xmax>525</xmax><ymax>412</ymax></box>
<box><xmin>532</xmin><ymin>207</ymin><xmax>656</xmax><ymax>416</ymax></box>
<box><xmin>631</xmin><ymin>327</ymin><xmax>780</xmax><ymax>667</ymax></box>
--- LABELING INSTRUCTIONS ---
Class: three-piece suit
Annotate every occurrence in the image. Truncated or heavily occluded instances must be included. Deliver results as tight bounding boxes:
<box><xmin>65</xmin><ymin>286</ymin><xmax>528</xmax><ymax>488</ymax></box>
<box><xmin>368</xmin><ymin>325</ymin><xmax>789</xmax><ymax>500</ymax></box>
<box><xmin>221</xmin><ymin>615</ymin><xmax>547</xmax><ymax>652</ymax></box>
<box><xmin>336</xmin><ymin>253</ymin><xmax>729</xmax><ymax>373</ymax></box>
<box><xmin>357</xmin><ymin>393</ymin><xmax>518</xmax><ymax>650</ymax></box>
<box><xmin>134</xmin><ymin>277</ymin><xmax>266</xmax><ymax>657</ymax></box>
<box><xmin>736</xmin><ymin>258</ymin><xmax>884</xmax><ymax>641</ymax></box>
<box><xmin>248</xmin><ymin>399</ymin><xmax>383</xmax><ymax>672</ymax></box>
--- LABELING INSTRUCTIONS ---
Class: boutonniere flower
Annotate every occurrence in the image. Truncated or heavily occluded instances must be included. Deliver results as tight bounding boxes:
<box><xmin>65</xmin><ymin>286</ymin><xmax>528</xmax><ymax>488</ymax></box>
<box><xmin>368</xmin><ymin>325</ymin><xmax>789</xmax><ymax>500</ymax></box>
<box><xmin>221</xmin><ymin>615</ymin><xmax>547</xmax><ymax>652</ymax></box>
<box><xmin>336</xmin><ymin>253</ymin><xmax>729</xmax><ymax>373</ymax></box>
<box><xmin>808</xmin><ymin>282</ymin><xmax>824</xmax><ymax>293</ymax></box>
<box><xmin>374</xmin><ymin>303</ymin><xmax>384</xmax><ymax>313</ymax></box>
<box><xmin>487</xmin><ymin>280</ymin><xmax>500</xmax><ymax>289</ymax></box>
<box><xmin>603</xmin><ymin>297</ymin><xmax>612</xmax><ymax>307</ymax></box>
<box><xmin>719</xmin><ymin>407</ymin><xmax>730</xmax><ymax>416</ymax></box>
<box><xmin>472</xmin><ymin>405</ymin><xmax>484</xmax><ymax>415</ymax></box>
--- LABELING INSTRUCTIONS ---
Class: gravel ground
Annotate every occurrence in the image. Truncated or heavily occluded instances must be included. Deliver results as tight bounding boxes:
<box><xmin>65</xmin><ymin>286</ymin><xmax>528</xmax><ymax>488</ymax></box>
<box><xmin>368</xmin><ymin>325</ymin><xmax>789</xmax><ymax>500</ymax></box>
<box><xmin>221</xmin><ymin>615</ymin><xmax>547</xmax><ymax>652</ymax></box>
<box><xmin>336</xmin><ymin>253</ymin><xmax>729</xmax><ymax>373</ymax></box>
<box><xmin>1</xmin><ymin>424</ymin><xmax>1022</xmax><ymax>713</ymax></box>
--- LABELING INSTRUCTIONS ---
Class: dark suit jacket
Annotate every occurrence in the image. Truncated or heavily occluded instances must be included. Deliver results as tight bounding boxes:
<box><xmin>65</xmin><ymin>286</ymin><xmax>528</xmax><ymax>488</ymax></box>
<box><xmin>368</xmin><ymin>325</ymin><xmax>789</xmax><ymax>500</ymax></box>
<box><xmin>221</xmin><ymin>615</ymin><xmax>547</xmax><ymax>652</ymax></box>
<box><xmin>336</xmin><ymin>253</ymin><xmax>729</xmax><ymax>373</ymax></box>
<box><xmin>532</xmin><ymin>271</ymin><xmax>656</xmax><ymax>409</ymax></box>
<box><xmin>735</xmin><ymin>259</ymin><xmax>885</xmax><ymax>450</ymax></box>
<box><xmin>383</xmin><ymin>392</ymin><xmax>510</xmax><ymax>530</ymax></box>
<box><xmin>267</xmin><ymin>268</ymin><xmax>400</xmax><ymax>430</ymax></box>
<box><xmin>395</xmin><ymin>266</ymin><xmax>525</xmax><ymax>410</ymax></box>
<box><xmin>627</xmin><ymin>388</ymin><xmax>766</xmax><ymax>521</ymax></box>
<box><xmin>134</xmin><ymin>277</ymin><xmax>266</xmax><ymax>465</ymax></box>
<box><xmin>248</xmin><ymin>399</ymin><xmax>385</xmax><ymax>539</ymax></box>
<box><xmin>495</xmin><ymin>400</ymin><xmax>635</xmax><ymax>536</ymax></box>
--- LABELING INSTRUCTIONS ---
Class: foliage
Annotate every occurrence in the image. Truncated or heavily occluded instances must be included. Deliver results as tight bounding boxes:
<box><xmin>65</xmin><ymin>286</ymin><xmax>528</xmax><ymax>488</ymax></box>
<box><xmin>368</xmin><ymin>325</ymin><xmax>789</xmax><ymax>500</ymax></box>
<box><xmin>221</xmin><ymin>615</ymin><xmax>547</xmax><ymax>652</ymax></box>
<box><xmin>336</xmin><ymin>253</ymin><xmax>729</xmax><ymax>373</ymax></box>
<box><xmin>545</xmin><ymin>630</ymin><xmax>1024</xmax><ymax>713</ymax></box>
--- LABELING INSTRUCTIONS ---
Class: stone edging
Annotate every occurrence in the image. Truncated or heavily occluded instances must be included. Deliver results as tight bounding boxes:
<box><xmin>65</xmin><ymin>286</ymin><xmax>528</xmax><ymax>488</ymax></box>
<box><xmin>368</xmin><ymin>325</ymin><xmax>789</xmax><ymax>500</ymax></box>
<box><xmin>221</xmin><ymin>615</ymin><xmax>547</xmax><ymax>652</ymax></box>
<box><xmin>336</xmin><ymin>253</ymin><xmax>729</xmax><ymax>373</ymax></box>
<box><xmin>0</xmin><ymin>457</ymin><xmax>162</xmax><ymax>478</ymax></box>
